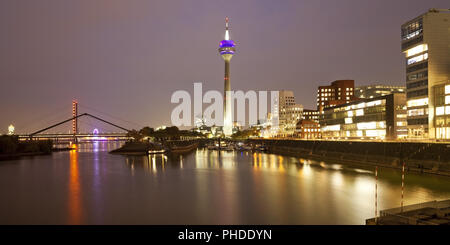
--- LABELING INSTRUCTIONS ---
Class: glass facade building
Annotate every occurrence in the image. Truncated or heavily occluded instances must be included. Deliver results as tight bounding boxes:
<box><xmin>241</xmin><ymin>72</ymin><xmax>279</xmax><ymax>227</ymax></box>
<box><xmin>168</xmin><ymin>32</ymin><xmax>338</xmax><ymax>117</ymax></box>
<box><xmin>320</xmin><ymin>93</ymin><xmax>407</xmax><ymax>140</ymax></box>
<box><xmin>402</xmin><ymin>9</ymin><xmax>450</xmax><ymax>139</ymax></box>
<box><xmin>434</xmin><ymin>83</ymin><xmax>450</xmax><ymax>140</ymax></box>
<box><xmin>355</xmin><ymin>85</ymin><xmax>405</xmax><ymax>99</ymax></box>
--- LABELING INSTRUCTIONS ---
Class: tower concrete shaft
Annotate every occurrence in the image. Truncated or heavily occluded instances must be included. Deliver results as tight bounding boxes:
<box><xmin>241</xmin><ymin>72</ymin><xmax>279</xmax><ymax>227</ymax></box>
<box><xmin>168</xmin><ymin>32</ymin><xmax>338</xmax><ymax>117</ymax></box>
<box><xmin>223</xmin><ymin>60</ymin><xmax>232</xmax><ymax>136</ymax></box>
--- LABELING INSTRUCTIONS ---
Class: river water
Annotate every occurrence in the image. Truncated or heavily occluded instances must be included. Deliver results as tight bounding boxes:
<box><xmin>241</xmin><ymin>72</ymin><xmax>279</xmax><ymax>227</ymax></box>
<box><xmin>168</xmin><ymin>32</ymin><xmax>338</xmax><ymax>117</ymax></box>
<box><xmin>0</xmin><ymin>141</ymin><xmax>449</xmax><ymax>225</ymax></box>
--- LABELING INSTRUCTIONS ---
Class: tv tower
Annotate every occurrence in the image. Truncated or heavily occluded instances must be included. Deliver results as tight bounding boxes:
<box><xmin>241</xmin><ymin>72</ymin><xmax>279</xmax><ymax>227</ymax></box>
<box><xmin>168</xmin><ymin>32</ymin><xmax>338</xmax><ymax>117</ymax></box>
<box><xmin>218</xmin><ymin>17</ymin><xmax>236</xmax><ymax>137</ymax></box>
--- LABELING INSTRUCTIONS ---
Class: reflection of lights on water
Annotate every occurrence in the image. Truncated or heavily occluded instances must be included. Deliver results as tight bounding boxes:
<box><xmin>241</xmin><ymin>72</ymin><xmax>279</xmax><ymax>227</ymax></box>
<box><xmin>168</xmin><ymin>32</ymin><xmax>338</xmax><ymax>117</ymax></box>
<box><xmin>354</xmin><ymin>177</ymin><xmax>373</xmax><ymax>194</ymax></box>
<box><xmin>152</xmin><ymin>155</ymin><xmax>157</xmax><ymax>173</ymax></box>
<box><xmin>331</xmin><ymin>172</ymin><xmax>344</xmax><ymax>187</ymax></box>
<box><xmin>330</xmin><ymin>164</ymin><xmax>343</xmax><ymax>170</ymax></box>
<box><xmin>93</xmin><ymin>141</ymin><xmax>99</xmax><ymax>152</ymax></box>
<box><xmin>278</xmin><ymin>162</ymin><xmax>285</xmax><ymax>173</ymax></box>
<box><xmin>354</xmin><ymin>168</ymin><xmax>373</xmax><ymax>174</ymax></box>
<box><xmin>180</xmin><ymin>155</ymin><xmax>183</xmax><ymax>169</ymax></box>
<box><xmin>301</xmin><ymin>164</ymin><xmax>312</xmax><ymax>177</ymax></box>
<box><xmin>278</xmin><ymin>156</ymin><xmax>283</xmax><ymax>164</ymax></box>
<box><xmin>68</xmin><ymin>149</ymin><xmax>81</xmax><ymax>224</ymax></box>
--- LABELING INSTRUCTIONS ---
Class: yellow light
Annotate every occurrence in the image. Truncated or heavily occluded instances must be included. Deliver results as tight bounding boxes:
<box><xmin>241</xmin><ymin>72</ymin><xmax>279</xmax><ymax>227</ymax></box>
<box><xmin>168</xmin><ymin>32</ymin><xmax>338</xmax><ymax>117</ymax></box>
<box><xmin>405</xmin><ymin>44</ymin><xmax>428</xmax><ymax>57</ymax></box>
<box><xmin>357</xmin><ymin>122</ymin><xmax>377</xmax><ymax>130</ymax></box>
<box><xmin>436</xmin><ymin>106</ymin><xmax>445</xmax><ymax>116</ymax></box>
<box><xmin>407</xmin><ymin>98</ymin><xmax>428</xmax><ymax>107</ymax></box>
<box><xmin>7</xmin><ymin>124</ymin><xmax>14</xmax><ymax>135</ymax></box>
<box><xmin>356</xmin><ymin>109</ymin><xmax>364</xmax><ymax>116</ymax></box>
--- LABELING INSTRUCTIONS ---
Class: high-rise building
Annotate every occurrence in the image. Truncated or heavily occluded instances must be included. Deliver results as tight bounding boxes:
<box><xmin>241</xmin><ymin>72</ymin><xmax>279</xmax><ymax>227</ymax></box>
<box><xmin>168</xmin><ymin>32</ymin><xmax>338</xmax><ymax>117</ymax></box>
<box><xmin>402</xmin><ymin>9</ymin><xmax>450</xmax><ymax>139</ymax></box>
<box><xmin>278</xmin><ymin>90</ymin><xmax>303</xmax><ymax>137</ymax></box>
<box><xmin>317</xmin><ymin>80</ymin><xmax>357</xmax><ymax>111</ymax></box>
<box><xmin>219</xmin><ymin>17</ymin><xmax>236</xmax><ymax>137</ymax></box>
<box><xmin>355</xmin><ymin>85</ymin><xmax>406</xmax><ymax>99</ymax></box>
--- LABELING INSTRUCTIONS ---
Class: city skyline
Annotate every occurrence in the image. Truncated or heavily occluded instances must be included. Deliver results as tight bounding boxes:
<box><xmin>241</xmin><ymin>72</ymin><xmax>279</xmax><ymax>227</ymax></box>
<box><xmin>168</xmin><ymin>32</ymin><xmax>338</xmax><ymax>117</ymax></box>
<box><xmin>1</xmin><ymin>0</ymin><xmax>449</xmax><ymax>133</ymax></box>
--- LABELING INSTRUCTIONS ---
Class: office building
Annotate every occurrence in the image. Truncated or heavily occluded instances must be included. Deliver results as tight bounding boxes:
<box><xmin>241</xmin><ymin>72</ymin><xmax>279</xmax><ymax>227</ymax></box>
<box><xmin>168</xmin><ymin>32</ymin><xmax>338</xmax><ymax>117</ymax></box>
<box><xmin>303</xmin><ymin>109</ymin><xmax>320</xmax><ymax>122</ymax></box>
<box><xmin>433</xmin><ymin>83</ymin><xmax>450</xmax><ymax>139</ymax></box>
<box><xmin>320</xmin><ymin>93</ymin><xmax>407</xmax><ymax>140</ymax></box>
<box><xmin>317</xmin><ymin>80</ymin><xmax>357</xmax><ymax>111</ymax></box>
<box><xmin>402</xmin><ymin>9</ymin><xmax>450</xmax><ymax>139</ymax></box>
<box><xmin>355</xmin><ymin>85</ymin><xmax>406</xmax><ymax>99</ymax></box>
<box><xmin>278</xmin><ymin>90</ymin><xmax>303</xmax><ymax>137</ymax></box>
<box><xmin>296</xmin><ymin>119</ymin><xmax>320</xmax><ymax>139</ymax></box>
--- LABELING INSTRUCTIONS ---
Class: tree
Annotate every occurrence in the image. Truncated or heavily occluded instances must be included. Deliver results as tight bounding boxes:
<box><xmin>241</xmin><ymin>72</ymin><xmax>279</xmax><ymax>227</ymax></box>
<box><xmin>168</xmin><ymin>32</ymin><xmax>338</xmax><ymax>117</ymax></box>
<box><xmin>139</xmin><ymin>126</ymin><xmax>154</xmax><ymax>136</ymax></box>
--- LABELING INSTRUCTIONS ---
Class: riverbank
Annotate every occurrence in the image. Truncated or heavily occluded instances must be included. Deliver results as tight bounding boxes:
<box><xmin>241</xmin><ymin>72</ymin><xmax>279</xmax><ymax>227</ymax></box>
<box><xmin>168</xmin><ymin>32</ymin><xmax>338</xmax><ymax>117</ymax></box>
<box><xmin>110</xmin><ymin>141</ymin><xmax>163</xmax><ymax>155</ymax></box>
<box><xmin>249</xmin><ymin>139</ymin><xmax>450</xmax><ymax>177</ymax></box>
<box><xmin>110</xmin><ymin>140</ymin><xmax>200</xmax><ymax>155</ymax></box>
<box><xmin>0</xmin><ymin>151</ymin><xmax>51</xmax><ymax>161</ymax></box>
<box><xmin>0</xmin><ymin>136</ymin><xmax>53</xmax><ymax>161</ymax></box>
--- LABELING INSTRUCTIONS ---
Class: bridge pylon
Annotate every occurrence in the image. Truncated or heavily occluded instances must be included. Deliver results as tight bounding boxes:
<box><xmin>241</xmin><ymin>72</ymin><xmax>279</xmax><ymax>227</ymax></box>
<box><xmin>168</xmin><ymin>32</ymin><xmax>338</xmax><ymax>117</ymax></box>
<box><xmin>72</xmin><ymin>100</ymin><xmax>78</xmax><ymax>143</ymax></box>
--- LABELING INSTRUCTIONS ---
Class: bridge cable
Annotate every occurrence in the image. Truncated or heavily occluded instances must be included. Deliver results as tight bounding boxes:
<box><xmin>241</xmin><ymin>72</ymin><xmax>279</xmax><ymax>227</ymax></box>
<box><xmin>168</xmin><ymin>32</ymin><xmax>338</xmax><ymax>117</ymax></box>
<box><xmin>78</xmin><ymin>103</ymin><xmax>143</xmax><ymax>129</ymax></box>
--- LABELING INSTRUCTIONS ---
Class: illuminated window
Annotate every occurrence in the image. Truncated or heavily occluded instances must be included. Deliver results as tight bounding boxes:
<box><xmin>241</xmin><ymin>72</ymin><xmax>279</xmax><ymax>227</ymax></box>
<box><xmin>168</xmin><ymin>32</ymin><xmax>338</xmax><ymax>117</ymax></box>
<box><xmin>407</xmin><ymin>53</ymin><xmax>428</xmax><ymax>65</ymax></box>
<box><xmin>406</xmin><ymin>44</ymin><xmax>428</xmax><ymax>57</ymax></box>
<box><xmin>347</xmin><ymin>111</ymin><xmax>353</xmax><ymax>117</ymax></box>
<box><xmin>357</xmin><ymin>122</ymin><xmax>377</xmax><ymax>130</ymax></box>
<box><xmin>446</xmin><ymin>106</ymin><xmax>450</xmax><ymax>115</ymax></box>
<box><xmin>407</xmin><ymin>98</ymin><xmax>428</xmax><ymax>107</ymax></box>
<box><xmin>408</xmin><ymin>108</ymin><xmax>424</xmax><ymax>116</ymax></box>
<box><xmin>356</xmin><ymin>109</ymin><xmax>364</xmax><ymax>116</ymax></box>
<box><xmin>345</xmin><ymin>118</ymin><xmax>353</xmax><ymax>124</ymax></box>
<box><xmin>436</xmin><ymin>106</ymin><xmax>445</xmax><ymax>116</ymax></box>
<box><xmin>446</xmin><ymin>85</ymin><xmax>450</xmax><ymax>95</ymax></box>
<box><xmin>446</xmin><ymin>96</ymin><xmax>450</xmax><ymax>105</ymax></box>
<box><xmin>366</xmin><ymin>130</ymin><xmax>386</xmax><ymax>137</ymax></box>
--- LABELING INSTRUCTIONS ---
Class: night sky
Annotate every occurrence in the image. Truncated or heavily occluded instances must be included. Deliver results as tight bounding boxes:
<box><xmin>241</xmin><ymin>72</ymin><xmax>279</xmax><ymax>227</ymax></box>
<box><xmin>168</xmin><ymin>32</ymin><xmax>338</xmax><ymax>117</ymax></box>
<box><xmin>0</xmin><ymin>0</ymin><xmax>448</xmax><ymax>134</ymax></box>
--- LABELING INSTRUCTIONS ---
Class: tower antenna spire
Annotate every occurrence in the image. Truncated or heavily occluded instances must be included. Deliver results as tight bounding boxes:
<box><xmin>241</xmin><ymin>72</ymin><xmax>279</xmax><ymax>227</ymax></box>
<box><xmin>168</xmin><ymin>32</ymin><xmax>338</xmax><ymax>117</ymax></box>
<box><xmin>224</xmin><ymin>17</ymin><xmax>230</xmax><ymax>40</ymax></box>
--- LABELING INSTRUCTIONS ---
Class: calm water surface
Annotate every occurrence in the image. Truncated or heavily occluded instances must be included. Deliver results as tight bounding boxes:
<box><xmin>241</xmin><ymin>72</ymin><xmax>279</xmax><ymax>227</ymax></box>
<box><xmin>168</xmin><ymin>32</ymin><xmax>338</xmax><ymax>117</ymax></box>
<box><xmin>1</xmin><ymin>142</ymin><xmax>450</xmax><ymax>225</ymax></box>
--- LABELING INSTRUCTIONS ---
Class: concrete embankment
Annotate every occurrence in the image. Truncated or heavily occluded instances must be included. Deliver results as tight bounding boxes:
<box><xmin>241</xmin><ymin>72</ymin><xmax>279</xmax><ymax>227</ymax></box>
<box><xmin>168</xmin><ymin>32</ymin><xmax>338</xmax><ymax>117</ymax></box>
<box><xmin>249</xmin><ymin>139</ymin><xmax>450</xmax><ymax>177</ymax></box>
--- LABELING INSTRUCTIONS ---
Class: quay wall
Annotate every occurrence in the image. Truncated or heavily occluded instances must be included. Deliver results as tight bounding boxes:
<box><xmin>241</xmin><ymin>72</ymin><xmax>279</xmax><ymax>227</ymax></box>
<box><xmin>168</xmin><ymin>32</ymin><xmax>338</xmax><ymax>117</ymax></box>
<box><xmin>248</xmin><ymin>139</ymin><xmax>450</xmax><ymax>177</ymax></box>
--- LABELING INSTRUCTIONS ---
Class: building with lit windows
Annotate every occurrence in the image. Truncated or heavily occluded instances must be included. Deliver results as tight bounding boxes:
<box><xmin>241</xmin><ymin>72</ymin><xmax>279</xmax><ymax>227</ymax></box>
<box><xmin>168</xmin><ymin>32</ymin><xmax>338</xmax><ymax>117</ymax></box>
<box><xmin>317</xmin><ymin>80</ymin><xmax>357</xmax><ymax>112</ymax></box>
<box><xmin>320</xmin><ymin>93</ymin><xmax>407</xmax><ymax>140</ymax></box>
<box><xmin>278</xmin><ymin>90</ymin><xmax>303</xmax><ymax>137</ymax></box>
<box><xmin>295</xmin><ymin>119</ymin><xmax>320</xmax><ymax>139</ymax></box>
<box><xmin>402</xmin><ymin>9</ymin><xmax>450</xmax><ymax>139</ymax></box>
<box><xmin>303</xmin><ymin>109</ymin><xmax>320</xmax><ymax>122</ymax></box>
<box><xmin>434</xmin><ymin>83</ymin><xmax>450</xmax><ymax>140</ymax></box>
<box><xmin>355</xmin><ymin>84</ymin><xmax>405</xmax><ymax>99</ymax></box>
